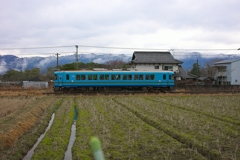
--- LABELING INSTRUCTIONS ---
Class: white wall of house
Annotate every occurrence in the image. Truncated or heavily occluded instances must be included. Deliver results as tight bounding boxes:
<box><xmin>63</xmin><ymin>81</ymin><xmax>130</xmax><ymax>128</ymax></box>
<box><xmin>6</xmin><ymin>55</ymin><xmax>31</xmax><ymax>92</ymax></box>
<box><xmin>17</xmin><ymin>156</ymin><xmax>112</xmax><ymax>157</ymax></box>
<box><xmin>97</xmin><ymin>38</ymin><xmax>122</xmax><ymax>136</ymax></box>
<box><xmin>133</xmin><ymin>64</ymin><xmax>179</xmax><ymax>72</ymax></box>
<box><xmin>231</xmin><ymin>61</ymin><xmax>240</xmax><ymax>85</ymax></box>
<box><xmin>214</xmin><ymin>60</ymin><xmax>240</xmax><ymax>85</ymax></box>
<box><xmin>134</xmin><ymin>64</ymin><xmax>163</xmax><ymax>70</ymax></box>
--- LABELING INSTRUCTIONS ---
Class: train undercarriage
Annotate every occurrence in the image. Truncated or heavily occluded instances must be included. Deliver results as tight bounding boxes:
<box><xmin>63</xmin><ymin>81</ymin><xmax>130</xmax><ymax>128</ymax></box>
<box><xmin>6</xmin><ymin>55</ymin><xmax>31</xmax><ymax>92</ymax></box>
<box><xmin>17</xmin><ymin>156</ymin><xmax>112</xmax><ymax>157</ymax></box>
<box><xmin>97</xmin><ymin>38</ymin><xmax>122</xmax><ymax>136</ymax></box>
<box><xmin>54</xmin><ymin>86</ymin><xmax>172</xmax><ymax>93</ymax></box>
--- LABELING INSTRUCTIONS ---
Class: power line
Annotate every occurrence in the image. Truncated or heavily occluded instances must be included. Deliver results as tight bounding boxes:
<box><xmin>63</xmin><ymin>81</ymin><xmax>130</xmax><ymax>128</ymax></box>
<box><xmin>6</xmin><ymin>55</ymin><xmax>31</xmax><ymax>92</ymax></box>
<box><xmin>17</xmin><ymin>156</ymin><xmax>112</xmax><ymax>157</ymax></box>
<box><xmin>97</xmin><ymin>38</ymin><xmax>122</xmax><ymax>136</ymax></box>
<box><xmin>0</xmin><ymin>45</ymin><xmax>73</xmax><ymax>50</ymax></box>
<box><xmin>0</xmin><ymin>44</ymin><xmax>238</xmax><ymax>51</ymax></box>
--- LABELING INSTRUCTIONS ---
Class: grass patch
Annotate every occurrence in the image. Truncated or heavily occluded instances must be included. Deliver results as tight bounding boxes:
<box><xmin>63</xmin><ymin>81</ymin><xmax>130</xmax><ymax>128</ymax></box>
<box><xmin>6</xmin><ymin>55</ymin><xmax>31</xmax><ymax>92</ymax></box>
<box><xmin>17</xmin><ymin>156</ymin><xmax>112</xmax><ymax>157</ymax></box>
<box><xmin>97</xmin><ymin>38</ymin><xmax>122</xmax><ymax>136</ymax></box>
<box><xmin>32</xmin><ymin>98</ymin><xmax>75</xmax><ymax>160</ymax></box>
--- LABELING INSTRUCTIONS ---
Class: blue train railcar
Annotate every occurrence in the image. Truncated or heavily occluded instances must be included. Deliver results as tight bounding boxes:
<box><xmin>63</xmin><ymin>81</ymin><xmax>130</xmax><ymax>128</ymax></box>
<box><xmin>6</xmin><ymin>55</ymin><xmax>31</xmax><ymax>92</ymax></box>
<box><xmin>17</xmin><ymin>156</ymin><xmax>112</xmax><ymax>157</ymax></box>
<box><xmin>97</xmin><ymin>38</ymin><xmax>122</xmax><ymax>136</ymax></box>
<box><xmin>53</xmin><ymin>70</ymin><xmax>174</xmax><ymax>92</ymax></box>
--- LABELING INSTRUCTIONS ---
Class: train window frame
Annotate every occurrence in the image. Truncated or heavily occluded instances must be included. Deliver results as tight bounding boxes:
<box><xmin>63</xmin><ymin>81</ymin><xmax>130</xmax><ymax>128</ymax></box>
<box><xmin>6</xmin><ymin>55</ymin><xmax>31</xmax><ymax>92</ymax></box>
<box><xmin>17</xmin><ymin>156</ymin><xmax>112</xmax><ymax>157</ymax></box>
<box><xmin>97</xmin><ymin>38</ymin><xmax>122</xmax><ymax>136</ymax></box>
<box><xmin>169</xmin><ymin>75</ymin><xmax>172</xmax><ymax>80</ymax></box>
<box><xmin>105</xmin><ymin>75</ymin><xmax>109</xmax><ymax>80</ymax></box>
<box><xmin>55</xmin><ymin>74</ymin><xmax>57</xmax><ymax>80</ymax></box>
<box><xmin>139</xmin><ymin>75</ymin><xmax>144</xmax><ymax>80</ymax></box>
<box><xmin>146</xmin><ymin>74</ymin><xmax>155</xmax><ymax>80</ymax></box>
<box><xmin>151</xmin><ymin>75</ymin><xmax>155</xmax><ymax>80</ymax></box>
<box><xmin>76</xmin><ymin>75</ymin><xmax>80</xmax><ymax>80</ymax></box>
<box><xmin>123</xmin><ymin>75</ymin><xmax>127</xmax><ymax>80</ymax></box>
<box><xmin>128</xmin><ymin>75</ymin><xmax>132</xmax><ymax>80</ymax></box>
<box><xmin>134</xmin><ymin>75</ymin><xmax>139</xmax><ymax>80</ymax></box>
<box><xmin>93</xmin><ymin>75</ymin><xmax>97</xmax><ymax>80</ymax></box>
<box><xmin>66</xmin><ymin>74</ymin><xmax>70</xmax><ymax>80</ymax></box>
<box><xmin>88</xmin><ymin>75</ymin><xmax>92</xmax><ymax>80</ymax></box>
<box><xmin>111</xmin><ymin>74</ymin><xmax>121</xmax><ymax>80</ymax></box>
<box><xmin>81</xmin><ymin>75</ymin><xmax>86</xmax><ymax>80</ymax></box>
<box><xmin>163</xmin><ymin>74</ymin><xmax>166</xmax><ymax>80</ymax></box>
<box><xmin>100</xmin><ymin>75</ymin><xmax>104</xmax><ymax>80</ymax></box>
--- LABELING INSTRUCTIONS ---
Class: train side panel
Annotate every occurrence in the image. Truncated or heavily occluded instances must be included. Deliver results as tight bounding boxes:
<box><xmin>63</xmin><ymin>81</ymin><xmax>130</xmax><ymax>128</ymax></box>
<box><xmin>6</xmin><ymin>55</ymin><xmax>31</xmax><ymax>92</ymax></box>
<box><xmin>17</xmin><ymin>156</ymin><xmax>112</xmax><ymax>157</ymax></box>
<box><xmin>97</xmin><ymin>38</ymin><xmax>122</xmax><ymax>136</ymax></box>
<box><xmin>53</xmin><ymin>71</ymin><xmax>174</xmax><ymax>91</ymax></box>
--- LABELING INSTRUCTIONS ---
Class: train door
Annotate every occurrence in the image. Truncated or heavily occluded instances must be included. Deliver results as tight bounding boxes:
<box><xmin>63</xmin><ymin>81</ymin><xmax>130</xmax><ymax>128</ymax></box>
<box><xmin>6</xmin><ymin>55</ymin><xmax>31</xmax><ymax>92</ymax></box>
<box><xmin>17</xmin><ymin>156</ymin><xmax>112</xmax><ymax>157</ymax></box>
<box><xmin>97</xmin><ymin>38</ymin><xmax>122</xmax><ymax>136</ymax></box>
<box><xmin>57</xmin><ymin>74</ymin><xmax>63</xmax><ymax>87</ymax></box>
<box><xmin>162</xmin><ymin>73</ymin><xmax>168</xmax><ymax>86</ymax></box>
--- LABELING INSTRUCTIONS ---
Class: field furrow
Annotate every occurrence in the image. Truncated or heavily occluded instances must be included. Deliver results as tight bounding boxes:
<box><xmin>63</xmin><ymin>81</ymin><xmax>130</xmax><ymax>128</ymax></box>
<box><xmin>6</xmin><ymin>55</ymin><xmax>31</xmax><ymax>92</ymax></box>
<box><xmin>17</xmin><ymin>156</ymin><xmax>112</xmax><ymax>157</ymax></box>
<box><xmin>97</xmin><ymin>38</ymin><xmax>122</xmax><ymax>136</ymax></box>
<box><xmin>113</xmin><ymin>98</ymin><xmax>217</xmax><ymax>159</ymax></box>
<box><xmin>0</xmin><ymin>96</ymin><xmax>59</xmax><ymax>160</ymax></box>
<box><xmin>0</xmin><ymin>94</ymin><xmax>239</xmax><ymax>159</ymax></box>
<box><xmin>32</xmin><ymin>98</ymin><xmax>75</xmax><ymax>160</ymax></box>
<box><xmin>144</xmin><ymin>97</ymin><xmax>240</xmax><ymax>126</ymax></box>
<box><xmin>72</xmin><ymin>96</ymin><xmax>206</xmax><ymax>159</ymax></box>
<box><xmin>114</xmin><ymin>95</ymin><xmax>240</xmax><ymax>159</ymax></box>
<box><xmin>154</xmin><ymin>95</ymin><xmax>240</xmax><ymax>122</ymax></box>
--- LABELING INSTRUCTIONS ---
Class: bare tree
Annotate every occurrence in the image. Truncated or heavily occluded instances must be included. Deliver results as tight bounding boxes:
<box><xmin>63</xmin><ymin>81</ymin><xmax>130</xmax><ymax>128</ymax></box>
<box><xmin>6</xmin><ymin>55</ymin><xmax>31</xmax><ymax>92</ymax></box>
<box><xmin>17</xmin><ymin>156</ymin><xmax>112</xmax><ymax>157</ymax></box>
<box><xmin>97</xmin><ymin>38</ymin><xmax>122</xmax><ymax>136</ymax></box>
<box><xmin>105</xmin><ymin>59</ymin><xmax>128</xmax><ymax>69</ymax></box>
<box><xmin>203</xmin><ymin>58</ymin><xmax>222</xmax><ymax>78</ymax></box>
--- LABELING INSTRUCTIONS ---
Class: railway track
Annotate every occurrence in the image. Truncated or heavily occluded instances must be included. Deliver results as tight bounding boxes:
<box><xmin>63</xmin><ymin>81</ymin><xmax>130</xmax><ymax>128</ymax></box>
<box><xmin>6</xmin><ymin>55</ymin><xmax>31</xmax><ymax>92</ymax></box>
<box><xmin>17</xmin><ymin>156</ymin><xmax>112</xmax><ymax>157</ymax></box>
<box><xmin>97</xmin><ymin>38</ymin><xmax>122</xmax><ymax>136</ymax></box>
<box><xmin>42</xmin><ymin>90</ymin><xmax>239</xmax><ymax>95</ymax></box>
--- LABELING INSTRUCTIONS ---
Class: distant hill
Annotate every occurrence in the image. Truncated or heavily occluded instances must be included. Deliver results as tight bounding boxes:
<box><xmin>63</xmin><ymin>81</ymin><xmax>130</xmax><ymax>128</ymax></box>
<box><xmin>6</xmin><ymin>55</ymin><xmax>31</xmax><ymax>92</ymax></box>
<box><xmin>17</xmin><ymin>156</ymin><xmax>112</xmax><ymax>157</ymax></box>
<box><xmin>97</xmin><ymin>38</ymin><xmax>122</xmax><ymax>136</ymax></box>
<box><xmin>0</xmin><ymin>52</ymin><xmax>239</xmax><ymax>74</ymax></box>
<box><xmin>0</xmin><ymin>53</ymin><xmax>131</xmax><ymax>74</ymax></box>
<box><xmin>177</xmin><ymin>52</ymin><xmax>240</xmax><ymax>71</ymax></box>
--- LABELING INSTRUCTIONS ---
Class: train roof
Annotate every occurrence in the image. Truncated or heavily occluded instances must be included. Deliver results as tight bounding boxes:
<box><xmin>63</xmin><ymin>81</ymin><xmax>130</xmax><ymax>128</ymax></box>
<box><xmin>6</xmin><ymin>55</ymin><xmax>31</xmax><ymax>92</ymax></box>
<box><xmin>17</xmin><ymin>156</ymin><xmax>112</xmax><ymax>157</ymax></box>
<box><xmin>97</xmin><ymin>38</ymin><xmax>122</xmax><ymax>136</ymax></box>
<box><xmin>54</xmin><ymin>70</ymin><xmax>174</xmax><ymax>73</ymax></box>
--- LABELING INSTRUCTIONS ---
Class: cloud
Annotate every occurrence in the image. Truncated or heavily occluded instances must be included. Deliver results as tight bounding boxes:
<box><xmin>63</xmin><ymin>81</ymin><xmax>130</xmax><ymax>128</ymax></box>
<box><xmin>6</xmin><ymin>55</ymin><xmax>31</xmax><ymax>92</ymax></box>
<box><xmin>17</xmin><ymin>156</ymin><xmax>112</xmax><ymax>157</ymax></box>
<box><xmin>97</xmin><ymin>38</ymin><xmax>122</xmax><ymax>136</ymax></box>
<box><xmin>0</xmin><ymin>60</ymin><xmax>8</xmax><ymax>74</ymax></box>
<box><xmin>0</xmin><ymin>0</ymin><xmax>240</xmax><ymax>57</ymax></box>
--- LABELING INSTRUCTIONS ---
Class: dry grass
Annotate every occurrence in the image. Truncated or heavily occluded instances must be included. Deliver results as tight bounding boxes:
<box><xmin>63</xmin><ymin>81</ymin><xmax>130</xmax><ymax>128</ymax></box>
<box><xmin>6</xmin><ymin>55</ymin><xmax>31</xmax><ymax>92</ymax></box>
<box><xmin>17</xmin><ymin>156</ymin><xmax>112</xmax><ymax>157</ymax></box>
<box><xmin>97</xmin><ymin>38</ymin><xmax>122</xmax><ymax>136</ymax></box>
<box><xmin>0</xmin><ymin>96</ymin><xmax>55</xmax><ymax>150</ymax></box>
<box><xmin>0</xmin><ymin>89</ymin><xmax>50</xmax><ymax>96</ymax></box>
<box><xmin>0</xmin><ymin>97</ymin><xmax>37</xmax><ymax>118</ymax></box>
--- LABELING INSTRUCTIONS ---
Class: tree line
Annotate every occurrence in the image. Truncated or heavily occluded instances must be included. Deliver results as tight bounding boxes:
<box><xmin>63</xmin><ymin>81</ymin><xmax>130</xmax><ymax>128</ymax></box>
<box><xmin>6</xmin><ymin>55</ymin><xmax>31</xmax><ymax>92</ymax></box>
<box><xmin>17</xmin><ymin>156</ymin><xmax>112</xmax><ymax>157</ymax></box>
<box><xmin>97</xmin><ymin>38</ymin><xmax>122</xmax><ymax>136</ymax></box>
<box><xmin>0</xmin><ymin>58</ymin><xmax>221</xmax><ymax>81</ymax></box>
<box><xmin>0</xmin><ymin>60</ymin><xmax>128</xmax><ymax>81</ymax></box>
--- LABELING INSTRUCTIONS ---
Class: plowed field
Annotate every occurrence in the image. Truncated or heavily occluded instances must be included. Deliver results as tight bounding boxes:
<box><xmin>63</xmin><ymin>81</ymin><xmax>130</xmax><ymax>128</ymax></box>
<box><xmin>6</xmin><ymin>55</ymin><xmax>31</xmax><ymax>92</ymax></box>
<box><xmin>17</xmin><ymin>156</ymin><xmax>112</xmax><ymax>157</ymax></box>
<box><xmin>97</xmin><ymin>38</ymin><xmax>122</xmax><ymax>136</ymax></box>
<box><xmin>0</xmin><ymin>92</ymin><xmax>239</xmax><ymax>159</ymax></box>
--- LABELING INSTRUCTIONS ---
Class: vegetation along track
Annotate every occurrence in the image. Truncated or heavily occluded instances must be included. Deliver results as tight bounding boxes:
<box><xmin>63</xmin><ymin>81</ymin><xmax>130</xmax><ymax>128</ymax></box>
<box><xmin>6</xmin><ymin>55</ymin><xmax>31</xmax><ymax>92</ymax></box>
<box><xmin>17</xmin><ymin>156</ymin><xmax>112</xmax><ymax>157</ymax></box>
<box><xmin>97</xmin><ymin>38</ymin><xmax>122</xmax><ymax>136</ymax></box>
<box><xmin>44</xmin><ymin>89</ymin><xmax>239</xmax><ymax>95</ymax></box>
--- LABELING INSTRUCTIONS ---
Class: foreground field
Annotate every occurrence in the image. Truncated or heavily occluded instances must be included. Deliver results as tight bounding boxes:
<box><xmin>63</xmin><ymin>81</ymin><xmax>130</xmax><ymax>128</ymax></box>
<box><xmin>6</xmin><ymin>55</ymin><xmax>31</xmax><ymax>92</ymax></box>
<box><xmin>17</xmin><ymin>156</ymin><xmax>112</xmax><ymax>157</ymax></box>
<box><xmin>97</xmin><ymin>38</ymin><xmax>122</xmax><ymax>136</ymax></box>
<box><xmin>0</xmin><ymin>92</ymin><xmax>239</xmax><ymax>159</ymax></box>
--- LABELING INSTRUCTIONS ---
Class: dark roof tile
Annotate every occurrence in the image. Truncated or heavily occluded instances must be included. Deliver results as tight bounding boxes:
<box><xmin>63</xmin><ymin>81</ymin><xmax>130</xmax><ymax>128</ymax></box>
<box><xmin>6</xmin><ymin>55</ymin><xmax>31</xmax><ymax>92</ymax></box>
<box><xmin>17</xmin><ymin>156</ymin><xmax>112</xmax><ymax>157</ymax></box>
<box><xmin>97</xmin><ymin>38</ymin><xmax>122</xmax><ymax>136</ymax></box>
<box><xmin>131</xmin><ymin>51</ymin><xmax>182</xmax><ymax>64</ymax></box>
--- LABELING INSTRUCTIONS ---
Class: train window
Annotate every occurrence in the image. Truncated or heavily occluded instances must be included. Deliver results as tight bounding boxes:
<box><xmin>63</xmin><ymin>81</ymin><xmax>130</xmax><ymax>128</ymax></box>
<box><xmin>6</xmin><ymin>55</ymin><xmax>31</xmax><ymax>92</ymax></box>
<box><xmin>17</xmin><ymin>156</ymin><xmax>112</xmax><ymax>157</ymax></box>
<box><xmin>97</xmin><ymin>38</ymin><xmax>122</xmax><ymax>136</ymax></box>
<box><xmin>163</xmin><ymin>74</ymin><xmax>166</xmax><ymax>80</ymax></box>
<box><xmin>150</xmin><ymin>75</ymin><xmax>155</xmax><ymax>80</ymax></box>
<box><xmin>117</xmin><ymin>75</ymin><xmax>121</xmax><ymax>80</ymax></box>
<box><xmin>169</xmin><ymin>75</ymin><xmax>172</xmax><ymax>80</ymax></box>
<box><xmin>88</xmin><ymin>75</ymin><xmax>92</xmax><ymax>80</ymax></box>
<box><xmin>146</xmin><ymin>74</ymin><xmax>155</xmax><ymax>80</ymax></box>
<box><xmin>123</xmin><ymin>75</ymin><xmax>127</xmax><ymax>80</ymax></box>
<box><xmin>134</xmin><ymin>75</ymin><xmax>138</xmax><ymax>80</ymax></box>
<box><xmin>128</xmin><ymin>75</ymin><xmax>132</xmax><ymax>80</ymax></box>
<box><xmin>81</xmin><ymin>75</ymin><xmax>86</xmax><ymax>80</ymax></box>
<box><xmin>76</xmin><ymin>75</ymin><xmax>80</xmax><ymax>80</ymax></box>
<box><xmin>55</xmin><ymin>74</ymin><xmax>57</xmax><ymax>80</ymax></box>
<box><xmin>66</xmin><ymin>74</ymin><xmax>69</xmax><ymax>80</ymax></box>
<box><xmin>100</xmin><ymin>75</ymin><xmax>104</xmax><ymax>80</ymax></box>
<box><xmin>111</xmin><ymin>74</ymin><xmax>121</xmax><ymax>80</ymax></box>
<box><xmin>105</xmin><ymin>75</ymin><xmax>109</xmax><ymax>80</ymax></box>
<box><xmin>111</xmin><ymin>75</ymin><xmax>114</xmax><ymax>80</ymax></box>
<box><xmin>134</xmin><ymin>75</ymin><xmax>143</xmax><ymax>80</ymax></box>
<box><xmin>93</xmin><ymin>75</ymin><xmax>97</xmax><ymax>80</ymax></box>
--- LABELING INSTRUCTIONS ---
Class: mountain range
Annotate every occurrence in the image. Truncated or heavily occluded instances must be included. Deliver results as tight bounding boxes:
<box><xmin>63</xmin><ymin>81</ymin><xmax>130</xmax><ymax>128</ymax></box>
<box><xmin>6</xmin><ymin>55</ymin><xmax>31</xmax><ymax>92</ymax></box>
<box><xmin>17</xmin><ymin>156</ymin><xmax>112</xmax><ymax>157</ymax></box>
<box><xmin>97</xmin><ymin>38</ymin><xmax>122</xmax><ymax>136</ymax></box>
<box><xmin>0</xmin><ymin>53</ymin><xmax>240</xmax><ymax>75</ymax></box>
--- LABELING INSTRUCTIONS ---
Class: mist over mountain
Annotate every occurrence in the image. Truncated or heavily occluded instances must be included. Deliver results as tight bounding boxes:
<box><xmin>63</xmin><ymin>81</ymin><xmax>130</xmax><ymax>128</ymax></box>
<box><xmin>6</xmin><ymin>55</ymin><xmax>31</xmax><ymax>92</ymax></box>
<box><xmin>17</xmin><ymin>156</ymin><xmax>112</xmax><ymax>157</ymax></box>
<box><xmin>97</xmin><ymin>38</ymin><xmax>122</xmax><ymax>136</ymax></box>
<box><xmin>0</xmin><ymin>53</ymin><xmax>131</xmax><ymax>74</ymax></box>
<box><xmin>0</xmin><ymin>53</ymin><xmax>239</xmax><ymax>75</ymax></box>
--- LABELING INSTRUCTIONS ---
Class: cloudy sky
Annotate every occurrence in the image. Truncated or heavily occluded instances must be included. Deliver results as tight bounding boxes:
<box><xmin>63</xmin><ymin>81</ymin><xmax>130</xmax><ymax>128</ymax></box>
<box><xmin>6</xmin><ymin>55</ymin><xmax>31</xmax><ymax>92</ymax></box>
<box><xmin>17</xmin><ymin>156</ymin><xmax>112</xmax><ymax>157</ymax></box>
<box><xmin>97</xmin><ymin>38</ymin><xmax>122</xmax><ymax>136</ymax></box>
<box><xmin>0</xmin><ymin>0</ymin><xmax>240</xmax><ymax>57</ymax></box>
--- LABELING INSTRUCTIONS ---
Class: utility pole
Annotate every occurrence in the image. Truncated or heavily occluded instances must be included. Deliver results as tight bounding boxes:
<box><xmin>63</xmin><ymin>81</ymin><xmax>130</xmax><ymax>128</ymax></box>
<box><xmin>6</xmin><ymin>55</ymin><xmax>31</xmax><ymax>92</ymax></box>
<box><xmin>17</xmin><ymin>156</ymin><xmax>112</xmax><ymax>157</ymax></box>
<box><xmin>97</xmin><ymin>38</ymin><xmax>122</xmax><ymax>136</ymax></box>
<box><xmin>75</xmin><ymin>45</ymin><xmax>78</xmax><ymax>69</ymax></box>
<box><xmin>196</xmin><ymin>59</ymin><xmax>199</xmax><ymax>94</ymax></box>
<box><xmin>56</xmin><ymin>53</ymin><xmax>60</xmax><ymax>70</ymax></box>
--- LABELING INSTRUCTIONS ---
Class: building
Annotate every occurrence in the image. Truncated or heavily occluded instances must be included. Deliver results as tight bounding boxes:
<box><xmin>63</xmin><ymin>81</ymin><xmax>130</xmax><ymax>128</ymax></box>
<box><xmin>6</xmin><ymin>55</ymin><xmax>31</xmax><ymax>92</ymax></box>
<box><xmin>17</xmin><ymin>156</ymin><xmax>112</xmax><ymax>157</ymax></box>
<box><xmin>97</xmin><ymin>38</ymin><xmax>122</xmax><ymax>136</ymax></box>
<box><xmin>22</xmin><ymin>81</ymin><xmax>48</xmax><ymax>89</ymax></box>
<box><xmin>197</xmin><ymin>77</ymin><xmax>215</xmax><ymax>85</ymax></box>
<box><xmin>214</xmin><ymin>59</ymin><xmax>240</xmax><ymax>85</ymax></box>
<box><xmin>129</xmin><ymin>51</ymin><xmax>194</xmax><ymax>81</ymax></box>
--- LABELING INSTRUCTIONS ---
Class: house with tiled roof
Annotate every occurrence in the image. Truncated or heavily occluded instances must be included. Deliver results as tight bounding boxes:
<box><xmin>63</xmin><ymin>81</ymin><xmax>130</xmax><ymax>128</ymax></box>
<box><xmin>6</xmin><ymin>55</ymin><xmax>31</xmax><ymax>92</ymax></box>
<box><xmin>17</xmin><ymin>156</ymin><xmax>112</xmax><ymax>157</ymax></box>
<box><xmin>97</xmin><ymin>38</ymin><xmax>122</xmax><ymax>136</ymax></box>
<box><xmin>129</xmin><ymin>51</ymin><xmax>195</xmax><ymax>81</ymax></box>
<box><xmin>214</xmin><ymin>59</ymin><xmax>240</xmax><ymax>85</ymax></box>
